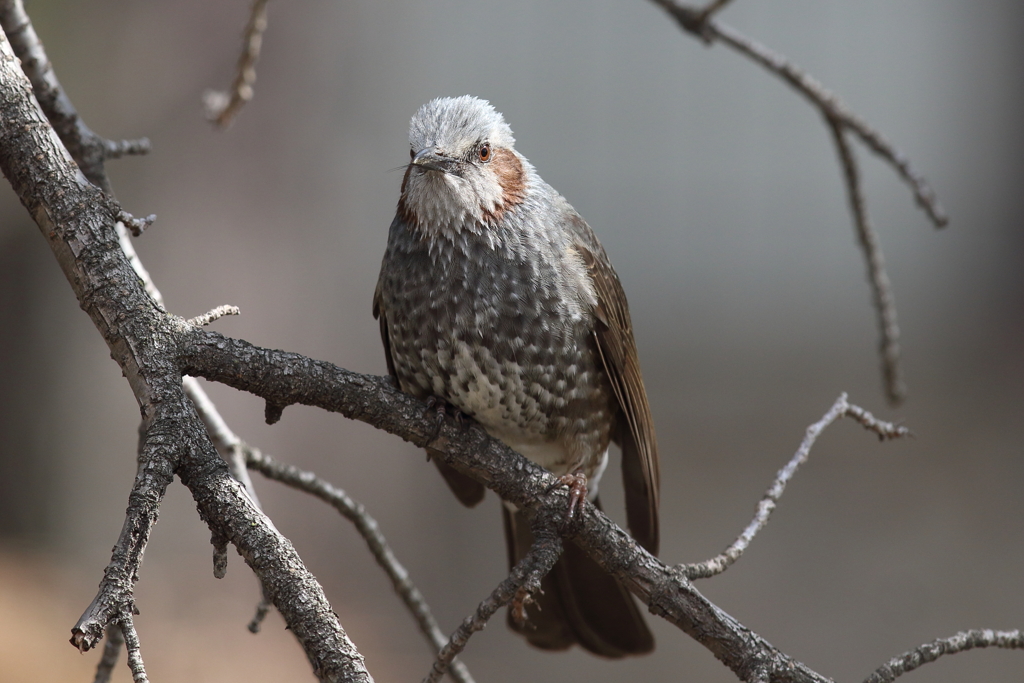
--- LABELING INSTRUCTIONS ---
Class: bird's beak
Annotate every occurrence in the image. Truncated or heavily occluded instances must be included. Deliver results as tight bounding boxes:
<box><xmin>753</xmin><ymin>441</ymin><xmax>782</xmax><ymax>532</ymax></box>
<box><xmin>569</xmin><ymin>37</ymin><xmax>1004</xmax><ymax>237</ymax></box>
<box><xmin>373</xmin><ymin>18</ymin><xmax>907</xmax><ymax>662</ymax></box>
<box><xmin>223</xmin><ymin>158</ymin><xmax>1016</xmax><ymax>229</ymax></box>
<box><xmin>411</xmin><ymin>148</ymin><xmax>459</xmax><ymax>174</ymax></box>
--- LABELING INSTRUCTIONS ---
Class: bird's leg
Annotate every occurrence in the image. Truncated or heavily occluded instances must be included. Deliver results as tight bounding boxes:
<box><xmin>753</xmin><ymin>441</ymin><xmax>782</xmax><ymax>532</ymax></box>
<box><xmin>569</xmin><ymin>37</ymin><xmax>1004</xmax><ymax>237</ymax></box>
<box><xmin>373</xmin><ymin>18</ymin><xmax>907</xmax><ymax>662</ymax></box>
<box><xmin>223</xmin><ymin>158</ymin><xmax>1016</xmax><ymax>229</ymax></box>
<box><xmin>424</xmin><ymin>395</ymin><xmax>471</xmax><ymax>444</ymax></box>
<box><xmin>558</xmin><ymin>469</ymin><xmax>589</xmax><ymax>522</ymax></box>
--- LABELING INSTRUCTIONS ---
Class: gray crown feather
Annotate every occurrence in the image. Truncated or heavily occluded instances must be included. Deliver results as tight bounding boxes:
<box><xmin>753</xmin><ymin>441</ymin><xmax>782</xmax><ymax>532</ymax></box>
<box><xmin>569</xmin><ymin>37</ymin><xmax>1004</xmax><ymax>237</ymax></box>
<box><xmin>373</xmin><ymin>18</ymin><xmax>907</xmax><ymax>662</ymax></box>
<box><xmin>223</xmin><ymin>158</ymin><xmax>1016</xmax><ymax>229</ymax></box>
<box><xmin>409</xmin><ymin>96</ymin><xmax>516</xmax><ymax>154</ymax></box>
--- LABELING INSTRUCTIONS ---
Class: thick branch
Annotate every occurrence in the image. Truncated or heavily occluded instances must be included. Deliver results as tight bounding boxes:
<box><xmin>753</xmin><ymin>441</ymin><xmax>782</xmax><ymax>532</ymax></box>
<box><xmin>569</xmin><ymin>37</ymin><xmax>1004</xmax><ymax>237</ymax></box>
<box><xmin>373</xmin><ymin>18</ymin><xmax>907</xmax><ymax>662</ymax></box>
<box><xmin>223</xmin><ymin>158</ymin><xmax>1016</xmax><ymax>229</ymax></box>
<box><xmin>0</xmin><ymin>26</ymin><xmax>371</xmax><ymax>683</ymax></box>
<box><xmin>246</xmin><ymin>447</ymin><xmax>474</xmax><ymax>683</ymax></box>
<box><xmin>182</xmin><ymin>332</ymin><xmax>838</xmax><ymax>683</ymax></box>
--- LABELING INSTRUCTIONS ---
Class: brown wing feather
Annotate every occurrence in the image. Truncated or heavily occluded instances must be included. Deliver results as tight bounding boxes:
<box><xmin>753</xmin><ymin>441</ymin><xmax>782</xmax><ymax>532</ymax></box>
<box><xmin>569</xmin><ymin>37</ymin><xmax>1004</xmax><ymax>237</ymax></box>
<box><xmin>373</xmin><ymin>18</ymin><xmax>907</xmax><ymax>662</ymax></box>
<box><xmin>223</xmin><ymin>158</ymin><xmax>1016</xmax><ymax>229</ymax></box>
<box><xmin>568</xmin><ymin>216</ymin><xmax>660</xmax><ymax>555</ymax></box>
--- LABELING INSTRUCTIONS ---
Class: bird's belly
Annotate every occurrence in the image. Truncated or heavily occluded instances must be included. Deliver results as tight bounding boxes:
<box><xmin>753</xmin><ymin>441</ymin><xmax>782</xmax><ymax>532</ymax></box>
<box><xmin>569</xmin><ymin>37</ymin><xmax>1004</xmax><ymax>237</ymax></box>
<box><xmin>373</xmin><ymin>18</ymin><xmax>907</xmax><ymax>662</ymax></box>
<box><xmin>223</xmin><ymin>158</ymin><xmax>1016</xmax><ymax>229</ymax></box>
<box><xmin>441</xmin><ymin>339</ymin><xmax>551</xmax><ymax>445</ymax></box>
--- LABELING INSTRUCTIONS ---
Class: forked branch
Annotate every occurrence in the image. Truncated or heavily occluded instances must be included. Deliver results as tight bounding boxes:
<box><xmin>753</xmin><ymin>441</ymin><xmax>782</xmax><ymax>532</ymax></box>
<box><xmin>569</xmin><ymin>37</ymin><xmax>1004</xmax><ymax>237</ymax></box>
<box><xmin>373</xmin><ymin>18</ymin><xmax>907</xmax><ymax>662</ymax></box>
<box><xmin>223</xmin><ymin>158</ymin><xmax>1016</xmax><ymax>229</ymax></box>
<box><xmin>246</xmin><ymin>446</ymin><xmax>475</xmax><ymax>683</ymax></box>
<box><xmin>423</xmin><ymin>523</ymin><xmax>563</xmax><ymax>683</ymax></box>
<box><xmin>686</xmin><ymin>393</ymin><xmax>908</xmax><ymax>579</ymax></box>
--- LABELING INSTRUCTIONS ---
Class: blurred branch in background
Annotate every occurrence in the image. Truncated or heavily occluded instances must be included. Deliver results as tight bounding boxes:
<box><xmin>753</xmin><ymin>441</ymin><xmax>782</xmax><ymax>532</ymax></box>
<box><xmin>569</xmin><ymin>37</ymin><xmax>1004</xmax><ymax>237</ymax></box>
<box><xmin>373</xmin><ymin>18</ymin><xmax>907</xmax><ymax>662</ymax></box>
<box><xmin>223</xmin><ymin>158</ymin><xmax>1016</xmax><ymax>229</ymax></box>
<box><xmin>649</xmin><ymin>0</ymin><xmax>950</xmax><ymax>405</ymax></box>
<box><xmin>203</xmin><ymin>0</ymin><xmax>270</xmax><ymax>129</ymax></box>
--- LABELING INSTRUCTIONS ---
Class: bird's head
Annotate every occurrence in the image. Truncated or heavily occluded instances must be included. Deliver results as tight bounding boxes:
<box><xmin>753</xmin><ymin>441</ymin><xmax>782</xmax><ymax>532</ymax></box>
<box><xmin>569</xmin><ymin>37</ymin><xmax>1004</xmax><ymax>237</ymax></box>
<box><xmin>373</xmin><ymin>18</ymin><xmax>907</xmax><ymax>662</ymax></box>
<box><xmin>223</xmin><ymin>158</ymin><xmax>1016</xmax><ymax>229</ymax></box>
<box><xmin>399</xmin><ymin>96</ymin><xmax>528</xmax><ymax>235</ymax></box>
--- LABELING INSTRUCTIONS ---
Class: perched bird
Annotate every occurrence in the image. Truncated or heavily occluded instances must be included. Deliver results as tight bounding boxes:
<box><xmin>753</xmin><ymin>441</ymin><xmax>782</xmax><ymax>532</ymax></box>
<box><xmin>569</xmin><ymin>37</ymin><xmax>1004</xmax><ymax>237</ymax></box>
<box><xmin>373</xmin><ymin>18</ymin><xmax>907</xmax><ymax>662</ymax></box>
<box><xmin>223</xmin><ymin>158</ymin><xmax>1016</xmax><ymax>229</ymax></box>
<box><xmin>373</xmin><ymin>96</ymin><xmax>660</xmax><ymax>657</ymax></box>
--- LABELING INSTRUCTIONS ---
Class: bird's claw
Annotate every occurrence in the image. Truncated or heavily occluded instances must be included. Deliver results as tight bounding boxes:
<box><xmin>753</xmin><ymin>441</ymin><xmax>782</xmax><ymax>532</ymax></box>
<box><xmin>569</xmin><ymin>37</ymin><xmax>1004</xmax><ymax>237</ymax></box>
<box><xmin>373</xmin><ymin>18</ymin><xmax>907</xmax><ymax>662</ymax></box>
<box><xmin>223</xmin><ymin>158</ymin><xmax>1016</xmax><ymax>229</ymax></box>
<box><xmin>424</xmin><ymin>396</ymin><xmax>471</xmax><ymax>442</ymax></box>
<box><xmin>510</xmin><ymin>586</ymin><xmax>535</xmax><ymax>626</ymax></box>
<box><xmin>558</xmin><ymin>470</ymin><xmax>589</xmax><ymax>523</ymax></box>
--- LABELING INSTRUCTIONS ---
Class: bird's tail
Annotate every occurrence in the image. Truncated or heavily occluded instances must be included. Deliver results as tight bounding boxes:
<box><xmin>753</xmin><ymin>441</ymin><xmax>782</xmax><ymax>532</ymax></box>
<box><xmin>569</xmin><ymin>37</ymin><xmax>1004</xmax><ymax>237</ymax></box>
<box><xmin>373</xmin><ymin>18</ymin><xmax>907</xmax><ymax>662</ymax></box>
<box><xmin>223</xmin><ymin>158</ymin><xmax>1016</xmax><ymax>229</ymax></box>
<box><xmin>501</xmin><ymin>504</ymin><xmax>654</xmax><ymax>657</ymax></box>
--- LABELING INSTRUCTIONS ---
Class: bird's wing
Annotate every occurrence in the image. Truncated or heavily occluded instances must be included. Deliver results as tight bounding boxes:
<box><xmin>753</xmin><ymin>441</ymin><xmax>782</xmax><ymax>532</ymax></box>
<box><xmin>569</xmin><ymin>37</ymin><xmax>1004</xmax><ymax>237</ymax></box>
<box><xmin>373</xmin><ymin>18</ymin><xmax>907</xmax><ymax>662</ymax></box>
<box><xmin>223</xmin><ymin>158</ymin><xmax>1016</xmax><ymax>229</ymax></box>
<box><xmin>567</xmin><ymin>213</ymin><xmax>660</xmax><ymax>555</ymax></box>
<box><xmin>372</xmin><ymin>279</ymin><xmax>398</xmax><ymax>380</ymax></box>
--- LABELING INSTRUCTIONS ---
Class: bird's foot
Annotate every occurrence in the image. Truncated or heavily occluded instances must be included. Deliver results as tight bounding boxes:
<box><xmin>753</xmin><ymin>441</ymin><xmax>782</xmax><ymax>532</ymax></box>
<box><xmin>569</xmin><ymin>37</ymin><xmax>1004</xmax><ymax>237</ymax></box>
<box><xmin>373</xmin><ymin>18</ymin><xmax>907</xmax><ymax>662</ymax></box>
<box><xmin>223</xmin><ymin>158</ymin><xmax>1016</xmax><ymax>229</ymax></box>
<box><xmin>509</xmin><ymin>586</ymin><xmax>535</xmax><ymax>626</ymax></box>
<box><xmin>424</xmin><ymin>395</ymin><xmax>470</xmax><ymax>443</ymax></box>
<box><xmin>557</xmin><ymin>470</ymin><xmax>589</xmax><ymax>523</ymax></box>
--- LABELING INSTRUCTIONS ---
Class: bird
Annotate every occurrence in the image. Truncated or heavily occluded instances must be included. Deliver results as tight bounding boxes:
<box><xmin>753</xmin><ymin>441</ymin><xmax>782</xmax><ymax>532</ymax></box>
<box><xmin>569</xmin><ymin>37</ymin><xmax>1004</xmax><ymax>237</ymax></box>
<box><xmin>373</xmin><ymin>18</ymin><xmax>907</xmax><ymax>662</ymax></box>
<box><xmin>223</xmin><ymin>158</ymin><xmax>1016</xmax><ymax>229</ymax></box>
<box><xmin>373</xmin><ymin>96</ymin><xmax>660</xmax><ymax>657</ymax></box>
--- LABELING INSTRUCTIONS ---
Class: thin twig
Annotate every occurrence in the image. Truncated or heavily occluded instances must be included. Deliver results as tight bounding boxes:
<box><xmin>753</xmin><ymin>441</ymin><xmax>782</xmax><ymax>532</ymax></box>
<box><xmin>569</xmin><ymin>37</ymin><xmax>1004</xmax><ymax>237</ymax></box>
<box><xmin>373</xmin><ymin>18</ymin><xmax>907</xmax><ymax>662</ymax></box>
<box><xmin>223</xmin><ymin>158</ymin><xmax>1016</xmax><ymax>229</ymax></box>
<box><xmin>651</xmin><ymin>0</ymin><xmax>948</xmax><ymax>228</ymax></box>
<box><xmin>116</xmin><ymin>210</ymin><xmax>156</xmax><ymax>237</ymax></box>
<box><xmin>827</xmin><ymin>117</ymin><xmax>906</xmax><ymax>404</ymax></box>
<box><xmin>649</xmin><ymin>0</ymin><xmax>942</xmax><ymax>404</ymax></box>
<box><xmin>92</xmin><ymin>622</ymin><xmax>124</xmax><ymax>683</ymax></box>
<box><xmin>71</xmin><ymin>418</ymin><xmax>175</xmax><ymax>652</ymax></box>
<box><xmin>246</xmin><ymin>447</ymin><xmax>475</xmax><ymax>683</ymax></box>
<box><xmin>686</xmin><ymin>393</ymin><xmax>908</xmax><ymax>579</ymax></box>
<box><xmin>204</xmin><ymin>0</ymin><xmax>270</xmax><ymax>128</ymax></box>
<box><xmin>423</xmin><ymin>524</ymin><xmax>564</xmax><ymax>683</ymax></box>
<box><xmin>693</xmin><ymin>0</ymin><xmax>733</xmax><ymax>24</ymax></box>
<box><xmin>248</xmin><ymin>595</ymin><xmax>273</xmax><ymax>633</ymax></box>
<box><xmin>188</xmin><ymin>304</ymin><xmax>241</xmax><ymax>328</ymax></box>
<box><xmin>212</xmin><ymin>531</ymin><xmax>229</xmax><ymax>579</ymax></box>
<box><xmin>118</xmin><ymin>613</ymin><xmax>150</xmax><ymax>683</ymax></box>
<box><xmin>864</xmin><ymin>629</ymin><xmax>1024</xmax><ymax>683</ymax></box>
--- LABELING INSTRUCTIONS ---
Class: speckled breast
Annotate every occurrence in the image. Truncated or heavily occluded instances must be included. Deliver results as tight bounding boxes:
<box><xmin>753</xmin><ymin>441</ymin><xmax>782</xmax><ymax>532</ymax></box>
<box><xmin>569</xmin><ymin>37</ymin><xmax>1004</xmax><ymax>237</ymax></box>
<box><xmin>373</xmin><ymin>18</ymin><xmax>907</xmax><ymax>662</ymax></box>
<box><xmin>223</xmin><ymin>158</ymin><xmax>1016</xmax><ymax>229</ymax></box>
<box><xmin>377</xmin><ymin>217</ymin><xmax>614</xmax><ymax>473</ymax></box>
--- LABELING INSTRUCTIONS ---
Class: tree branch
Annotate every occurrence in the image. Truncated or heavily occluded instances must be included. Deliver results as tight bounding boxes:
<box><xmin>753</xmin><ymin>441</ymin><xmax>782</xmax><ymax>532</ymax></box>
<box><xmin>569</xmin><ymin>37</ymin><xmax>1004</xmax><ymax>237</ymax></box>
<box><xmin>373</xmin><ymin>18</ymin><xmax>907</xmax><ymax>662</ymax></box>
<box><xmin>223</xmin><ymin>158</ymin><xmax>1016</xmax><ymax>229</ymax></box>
<box><xmin>92</xmin><ymin>621</ymin><xmax>124</xmax><ymax>683</ymax></box>
<box><xmin>686</xmin><ymin>393</ymin><xmax>908</xmax><ymax>579</ymax></box>
<box><xmin>204</xmin><ymin>0</ymin><xmax>270</xmax><ymax>128</ymax></box>
<box><xmin>650</xmin><ymin>0</ymin><xmax>947</xmax><ymax>228</ymax></box>
<box><xmin>181</xmin><ymin>330</ymin><xmax>894</xmax><ymax>683</ymax></box>
<box><xmin>246</xmin><ymin>446</ymin><xmax>475</xmax><ymax>683</ymax></box>
<box><xmin>827</xmin><ymin>118</ymin><xmax>905</xmax><ymax>404</ymax></box>
<box><xmin>424</xmin><ymin>522</ymin><xmax>563</xmax><ymax>683</ymax></box>
<box><xmin>648</xmin><ymin>0</ymin><xmax>949</xmax><ymax>405</ymax></box>
<box><xmin>0</xmin><ymin>25</ymin><xmax>372</xmax><ymax>682</ymax></box>
<box><xmin>864</xmin><ymin>629</ymin><xmax>1024</xmax><ymax>683</ymax></box>
<box><xmin>70</xmin><ymin>414</ymin><xmax>175</xmax><ymax>651</ymax></box>
<box><xmin>118</xmin><ymin>612</ymin><xmax>150</xmax><ymax>683</ymax></box>
<box><xmin>0</xmin><ymin>0</ymin><xmax>149</xmax><ymax>192</ymax></box>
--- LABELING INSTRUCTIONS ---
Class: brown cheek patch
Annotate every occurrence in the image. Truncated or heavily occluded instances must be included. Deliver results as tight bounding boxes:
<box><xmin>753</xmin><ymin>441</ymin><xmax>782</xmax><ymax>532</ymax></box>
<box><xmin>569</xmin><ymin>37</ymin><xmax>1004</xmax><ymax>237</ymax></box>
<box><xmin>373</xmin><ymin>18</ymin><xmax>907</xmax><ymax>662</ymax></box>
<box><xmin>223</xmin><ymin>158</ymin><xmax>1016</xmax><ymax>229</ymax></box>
<box><xmin>491</xmin><ymin>148</ymin><xmax>526</xmax><ymax>208</ymax></box>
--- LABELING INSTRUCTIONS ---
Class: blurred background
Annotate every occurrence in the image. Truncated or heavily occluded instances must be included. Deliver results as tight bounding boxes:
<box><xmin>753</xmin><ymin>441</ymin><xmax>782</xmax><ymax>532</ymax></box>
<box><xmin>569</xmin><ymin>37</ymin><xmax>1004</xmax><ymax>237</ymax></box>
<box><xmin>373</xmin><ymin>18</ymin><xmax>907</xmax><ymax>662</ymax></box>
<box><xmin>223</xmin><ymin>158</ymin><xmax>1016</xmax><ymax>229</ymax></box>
<box><xmin>1</xmin><ymin>0</ymin><xmax>1022</xmax><ymax>681</ymax></box>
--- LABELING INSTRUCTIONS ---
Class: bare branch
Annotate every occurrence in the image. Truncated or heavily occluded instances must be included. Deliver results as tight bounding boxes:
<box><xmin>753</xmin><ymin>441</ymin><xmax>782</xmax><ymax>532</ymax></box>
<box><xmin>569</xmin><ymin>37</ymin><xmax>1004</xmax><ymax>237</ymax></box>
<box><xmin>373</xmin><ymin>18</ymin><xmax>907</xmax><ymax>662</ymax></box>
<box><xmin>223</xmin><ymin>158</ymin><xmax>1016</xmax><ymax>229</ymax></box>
<box><xmin>71</xmin><ymin>419</ymin><xmax>175</xmax><ymax>652</ymax></box>
<box><xmin>92</xmin><ymin>623</ymin><xmax>123</xmax><ymax>683</ymax></box>
<box><xmin>248</xmin><ymin>595</ymin><xmax>273</xmax><ymax>634</ymax></box>
<box><xmin>204</xmin><ymin>0</ymin><xmax>270</xmax><ymax>129</ymax></box>
<box><xmin>246</xmin><ymin>447</ymin><xmax>475</xmax><ymax>683</ymax></box>
<box><xmin>650</xmin><ymin>0</ymin><xmax>948</xmax><ymax>228</ymax></box>
<box><xmin>0</xmin><ymin>0</ymin><xmax>149</xmax><ymax>192</ymax></box>
<box><xmin>693</xmin><ymin>0</ymin><xmax>733</xmax><ymax>24</ymax></box>
<box><xmin>424</xmin><ymin>524</ymin><xmax>563</xmax><ymax>683</ymax></box>
<box><xmin>686</xmin><ymin>393</ymin><xmax>909</xmax><ymax>579</ymax></box>
<box><xmin>185</xmin><ymin>333</ymin><xmax>889</xmax><ymax>682</ymax></box>
<box><xmin>188</xmin><ymin>304</ymin><xmax>241</xmax><ymax>328</ymax></box>
<box><xmin>0</xmin><ymin>35</ymin><xmax>372</xmax><ymax>680</ymax></box>
<box><xmin>865</xmin><ymin>629</ymin><xmax>1024</xmax><ymax>683</ymax></box>
<box><xmin>118</xmin><ymin>614</ymin><xmax>150</xmax><ymax>683</ymax></box>
<box><xmin>116</xmin><ymin>210</ymin><xmax>156</xmax><ymax>237</ymax></box>
<box><xmin>647</xmin><ymin>0</ymin><xmax>946</xmax><ymax>404</ymax></box>
<box><xmin>827</xmin><ymin>117</ymin><xmax>905</xmax><ymax>404</ymax></box>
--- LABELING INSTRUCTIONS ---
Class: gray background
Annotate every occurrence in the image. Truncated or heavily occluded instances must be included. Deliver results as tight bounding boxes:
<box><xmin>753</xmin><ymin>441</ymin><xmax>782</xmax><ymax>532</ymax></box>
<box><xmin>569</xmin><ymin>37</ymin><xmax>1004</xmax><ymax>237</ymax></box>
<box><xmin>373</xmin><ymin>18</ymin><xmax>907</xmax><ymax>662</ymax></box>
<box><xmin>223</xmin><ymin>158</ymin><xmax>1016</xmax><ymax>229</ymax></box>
<box><xmin>1</xmin><ymin>0</ymin><xmax>1022</xmax><ymax>681</ymax></box>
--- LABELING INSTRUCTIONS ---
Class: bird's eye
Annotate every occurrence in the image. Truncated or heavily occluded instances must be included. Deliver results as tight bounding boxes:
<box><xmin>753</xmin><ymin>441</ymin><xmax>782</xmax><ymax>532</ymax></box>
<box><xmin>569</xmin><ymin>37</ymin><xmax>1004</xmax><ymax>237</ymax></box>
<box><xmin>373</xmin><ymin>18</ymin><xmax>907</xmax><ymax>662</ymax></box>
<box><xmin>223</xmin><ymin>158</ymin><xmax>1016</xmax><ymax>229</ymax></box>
<box><xmin>478</xmin><ymin>143</ymin><xmax>491</xmax><ymax>162</ymax></box>
<box><xmin>409</xmin><ymin>148</ymin><xmax>415</xmax><ymax>160</ymax></box>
